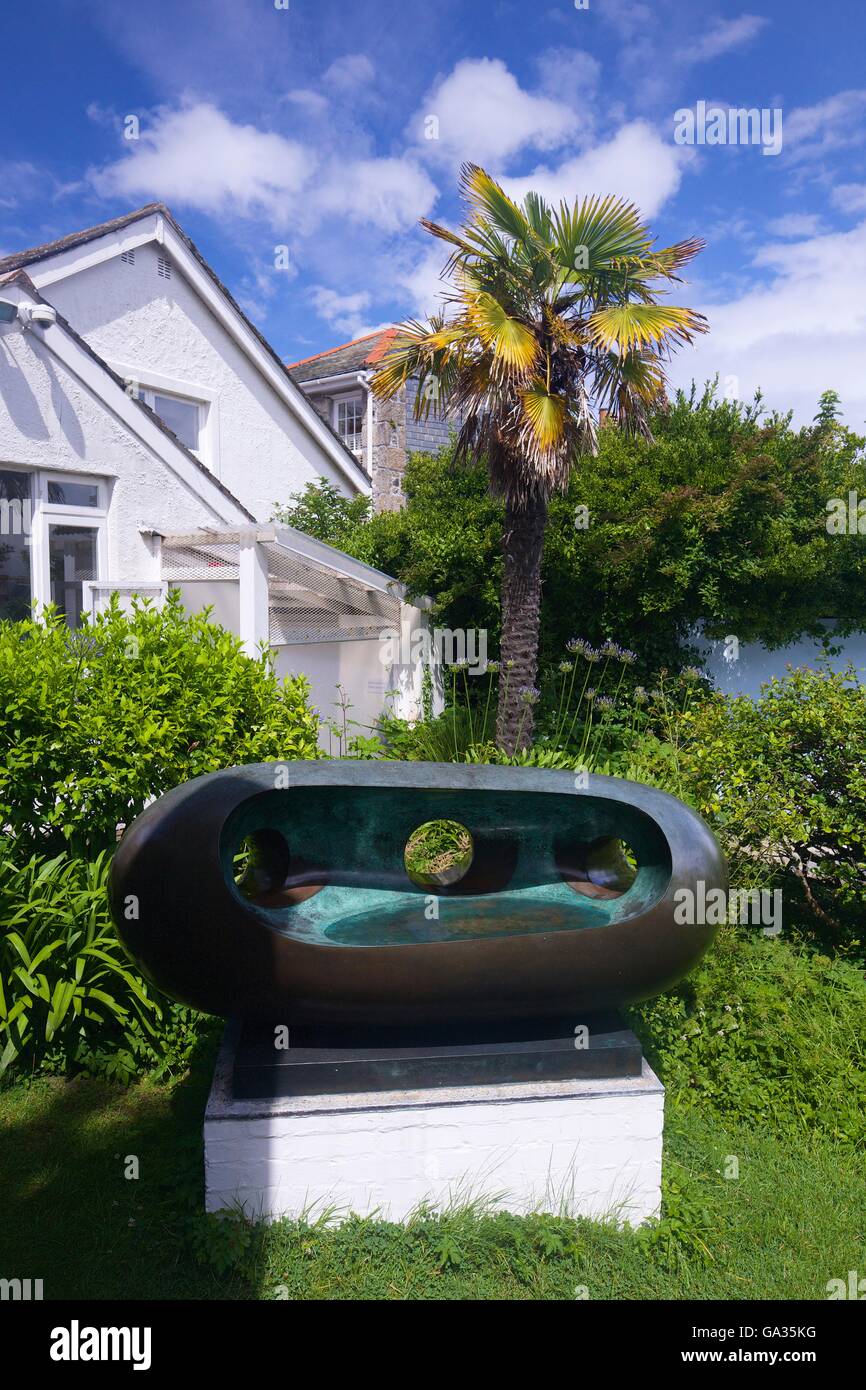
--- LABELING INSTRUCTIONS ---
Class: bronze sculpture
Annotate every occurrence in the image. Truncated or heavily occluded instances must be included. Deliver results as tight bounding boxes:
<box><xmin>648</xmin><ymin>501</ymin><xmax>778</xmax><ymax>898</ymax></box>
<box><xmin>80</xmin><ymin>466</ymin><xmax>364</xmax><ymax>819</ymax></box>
<box><xmin>109</xmin><ymin>762</ymin><xmax>725</xmax><ymax>1028</ymax></box>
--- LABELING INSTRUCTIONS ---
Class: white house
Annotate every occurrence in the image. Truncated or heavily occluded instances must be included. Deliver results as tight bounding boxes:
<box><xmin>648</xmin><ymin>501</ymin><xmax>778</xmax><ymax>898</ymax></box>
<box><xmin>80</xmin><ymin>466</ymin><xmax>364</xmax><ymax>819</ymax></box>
<box><xmin>0</xmin><ymin>203</ymin><xmax>436</xmax><ymax>737</ymax></box>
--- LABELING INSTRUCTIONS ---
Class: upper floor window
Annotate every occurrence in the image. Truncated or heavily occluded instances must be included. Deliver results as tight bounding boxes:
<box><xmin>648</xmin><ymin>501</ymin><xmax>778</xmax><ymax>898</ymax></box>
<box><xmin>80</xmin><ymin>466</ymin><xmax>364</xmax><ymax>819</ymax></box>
<box><xmin>335</xmin><ymin>397</ymin><xmax>363</xmax><ymax>454</ymax></box>
<box><xmin>138</xmin><ymin>388</ymin><xmax>202</xmax><ymax>454</ymax></box>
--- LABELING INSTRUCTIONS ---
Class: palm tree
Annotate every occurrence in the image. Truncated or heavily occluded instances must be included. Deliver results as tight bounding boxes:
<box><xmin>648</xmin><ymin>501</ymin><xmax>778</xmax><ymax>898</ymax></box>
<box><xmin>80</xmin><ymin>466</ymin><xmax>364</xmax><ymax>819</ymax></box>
<box><xmin>372</xmin><ymin>164</ymin><xmax>707</xmax><ymax>753</ymax></box>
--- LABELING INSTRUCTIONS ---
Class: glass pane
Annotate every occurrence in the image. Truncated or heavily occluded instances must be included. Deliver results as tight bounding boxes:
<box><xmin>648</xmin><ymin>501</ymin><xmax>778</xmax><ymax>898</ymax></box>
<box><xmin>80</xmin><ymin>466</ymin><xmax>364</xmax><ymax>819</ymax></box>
<box><xmin>49</xmin><ymin>525</ymin><xmax>97</xmax><ymax>629</ymax></box>
<box><xmin>47</xmin><ymin>479</ymin><xmax>100</xmax><ymax>508</ymax></box>
<box><xmin>337</xmin><ymin>399</ymin><xmax>362</xmax><ymax>444</ymax></box>
<box><xmin>0</xmin><ymin>470</ymin><xmax>33</xmax><ymax>622</ymax></box>
<box><xmin>152</xmin><ymin>394</ymin><xmax>200</xmax><ymax>450</ymax></box>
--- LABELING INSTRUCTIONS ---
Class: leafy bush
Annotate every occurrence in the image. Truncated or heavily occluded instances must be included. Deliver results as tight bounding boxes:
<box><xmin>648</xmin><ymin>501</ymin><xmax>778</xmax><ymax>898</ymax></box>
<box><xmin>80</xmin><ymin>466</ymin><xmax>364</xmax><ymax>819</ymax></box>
<box><xmin>677</xmin><ymin>664</ymin><xmax>866</xmax><ymax>954</ymax></box>
<box><xmin>0</xmin><ymin>593</ymin><xmax>321</xmax><ymax>861</ymax></box>
<box><xmin>272</xmin><ymin>477</ymin><xmax>371</xmax><ymax>548</ymax></box>
<box><xmin>276</xmin><ymin>385</ymin><xmax>866</xmax><ymax>678</ymax></box>
<box><xmin>0</xmin><ymin>845</ymin><xmax>158</xmax><ymax>1077</ymax></box>
<box><xmin>630</xmin><ymin>926</ymin><xmax>866</xmax><ymax>1148</ymax></box>
<box><xmin>0</xmin><ymin>843</ymin><xmax>219</xmax><ymax>1082</ymax></box>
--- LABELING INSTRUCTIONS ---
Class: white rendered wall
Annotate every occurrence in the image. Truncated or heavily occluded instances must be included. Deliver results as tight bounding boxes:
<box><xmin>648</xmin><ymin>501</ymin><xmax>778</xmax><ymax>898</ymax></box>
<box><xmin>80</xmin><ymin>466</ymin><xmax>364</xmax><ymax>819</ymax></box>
<box><xmin>693</xmin><ymin>621</ymin><xmax>866</xmax><ymax>697</ymax></box>
<box><xmin>205</xmin><ymin>1063</ymin><xmax>665</xmax><ymax>1227</ymax></box>
<box><xmin>45</xmin><ymin>244</ymin><xmax>361</xmax><ymax>521</ymax></box>
<box><xmin>273</xmin><ymin>603</ymin><xmax>441</xmax><ymax>745</ymax></box>
<box><xmin>0</xmin><ymin>324</ymin><xmax>234</xmax><ymax>586</ymax></box>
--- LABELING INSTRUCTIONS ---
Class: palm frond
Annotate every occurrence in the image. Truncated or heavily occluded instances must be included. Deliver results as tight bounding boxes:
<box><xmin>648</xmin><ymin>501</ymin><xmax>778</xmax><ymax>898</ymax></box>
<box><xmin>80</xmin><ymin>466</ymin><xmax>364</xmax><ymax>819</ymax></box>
<box><xmin>588</xmin><ymin>302</ymin><xmax>709</xmax><ymax>352</ymax></box>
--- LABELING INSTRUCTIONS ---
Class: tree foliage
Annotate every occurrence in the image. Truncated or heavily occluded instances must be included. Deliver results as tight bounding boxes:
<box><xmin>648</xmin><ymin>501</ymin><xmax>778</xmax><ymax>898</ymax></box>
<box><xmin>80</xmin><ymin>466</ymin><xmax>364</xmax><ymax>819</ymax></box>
<box><xmin>278</xmin><ymin>383</ymin><xmax>866</xmax><ymax>679</ymax></box>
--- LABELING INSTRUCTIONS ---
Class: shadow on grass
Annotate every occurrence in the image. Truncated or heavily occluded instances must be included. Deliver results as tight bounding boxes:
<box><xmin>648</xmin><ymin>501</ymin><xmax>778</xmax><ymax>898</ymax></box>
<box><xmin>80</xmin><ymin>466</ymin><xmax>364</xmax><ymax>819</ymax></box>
<box><xmin>0</xmin><ymin>1021</ymin><xmax>258</xmax><ymax>1300</ymax></box>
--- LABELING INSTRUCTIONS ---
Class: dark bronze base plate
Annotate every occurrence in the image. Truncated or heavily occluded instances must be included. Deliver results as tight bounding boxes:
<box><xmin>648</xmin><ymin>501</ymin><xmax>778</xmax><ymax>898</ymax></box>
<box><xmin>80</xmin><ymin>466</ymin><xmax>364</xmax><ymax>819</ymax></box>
<box><xmin>230</xmin><ymin>1012</ymin><xmax>643</xmax><ymax>1100</ymax></box>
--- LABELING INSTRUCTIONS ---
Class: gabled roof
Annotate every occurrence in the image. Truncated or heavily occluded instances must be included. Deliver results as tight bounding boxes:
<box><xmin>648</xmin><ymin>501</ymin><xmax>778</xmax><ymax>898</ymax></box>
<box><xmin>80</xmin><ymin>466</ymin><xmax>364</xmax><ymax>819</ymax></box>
<box><xmin>0</xmin><ymin>266</ymin><xmax>254</xmax><ymax>523</ymax></box>
<box><xmin>0</xmin><ymin>205</ymin><xmax>168</xmax><ymax>277</ymax></box>
<box><xmin>0</xmin><ymin>204</ymin><xmax>371</xmax><ymax>495</ymax></box>
<box><xmin>289</xmin><ymin>327</ymin><xmax>398</xmax><ymax>383</ymax></box>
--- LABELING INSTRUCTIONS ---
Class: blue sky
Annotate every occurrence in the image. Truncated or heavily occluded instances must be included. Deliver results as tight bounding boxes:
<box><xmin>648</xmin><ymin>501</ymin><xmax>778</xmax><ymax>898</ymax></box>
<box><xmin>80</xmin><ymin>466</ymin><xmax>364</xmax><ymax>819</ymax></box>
<box><xmin>2</xmin><ymin>0</ymin><xmax>865</xmax><ymax>424</ymax></box>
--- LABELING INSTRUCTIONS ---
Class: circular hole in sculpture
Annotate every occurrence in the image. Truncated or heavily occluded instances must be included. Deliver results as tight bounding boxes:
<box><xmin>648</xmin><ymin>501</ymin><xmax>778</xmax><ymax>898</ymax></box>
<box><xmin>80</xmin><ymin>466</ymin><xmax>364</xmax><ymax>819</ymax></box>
<box><xmin>561</xmin><ymin>836</ymin><xmax>638</xmax><ymax>899</ymax></box>
<box><xmin>404</xmin><ymin>819</ymin><xmax>474</xmax><ymax>890</ymax></box>
<box><xmin>235</xmin><ymin>829</ymin><xmax>324</xmax><ymax>906</ymax></box>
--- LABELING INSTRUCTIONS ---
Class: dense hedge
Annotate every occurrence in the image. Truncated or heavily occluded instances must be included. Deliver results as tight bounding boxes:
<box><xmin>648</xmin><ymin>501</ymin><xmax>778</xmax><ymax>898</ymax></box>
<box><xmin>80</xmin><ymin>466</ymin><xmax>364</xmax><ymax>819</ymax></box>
<box><xmin>0</xmin><ymin>593</ymin><xmax>321</xmax><ymax>861</ymax></box>
<box><xmin>277</xmin><ymin>384</ymin><xmax>866</xmax><ymax>679</ymax></box>
<box><xmin>677</xmin><ymin>664</ymin><xmax>866</xmax><ymax>955</ymax></box>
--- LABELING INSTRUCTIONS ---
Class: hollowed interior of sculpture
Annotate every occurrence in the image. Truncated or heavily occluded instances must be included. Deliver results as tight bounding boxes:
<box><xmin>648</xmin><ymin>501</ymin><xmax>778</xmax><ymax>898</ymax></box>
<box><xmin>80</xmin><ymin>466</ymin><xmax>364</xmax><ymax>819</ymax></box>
<box><xmin>225</xmin><ymin>786</ymin><xmax>671</xmax><ymax>947</ymax></box>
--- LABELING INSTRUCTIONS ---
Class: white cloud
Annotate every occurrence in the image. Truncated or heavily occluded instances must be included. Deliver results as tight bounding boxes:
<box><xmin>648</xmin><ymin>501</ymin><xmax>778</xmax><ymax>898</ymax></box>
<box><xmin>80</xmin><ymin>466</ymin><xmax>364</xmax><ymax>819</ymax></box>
<box><xmin>685</xmin><ymin>14</ymin><xmax>768</xmax><ymax>63</ymax></box>
<box><xmin>669</xmin><ymin>220</ymin><xmax>866</xmax><ymax>427</ymax></box>
<box><xmin>500</xmin><ymin>120</ymin><xmax>693</xmax><ymax>219</ymax></box>
<box><xmin>309</xmin><ymin>286</ymin><xmax>388</xmax><ymax>339</ymax></box>
<box><xmin>831</xmin><ymin>182</ymin><xmax>866</xmax><ymax>214</ymax></box>
<box><xmin>409</xmin><ymin>57</ymin><xmax>577</xmax><ymax>167</ymax></box>
<box><xmin>323</xmin><ymin>55</ymin><xmax>375</xmax><ymax>90</ymax></box>
<box><xmin>534</xmin><ymin>45</ymin><xmax>601</xmax><ymax>105</ymax></box>
<box><xmin>314</xmin><ymin>157</ymin><xmax>437</xmax><ymax>233</ymax></box>
<box><xmin>89</xmin><ymin>102</ymin><xmax>434</xmax><ymax>235</ymax></box>
<box><xmin>282</xmin><ymin>89</ymin><xmax>329</xmax><ymax>116</ymax></box>
<box><xmin>90</xmin><ymin>102</ymin><xmax>313</xmax><ymax>221</ymax></box>
<box><xmin>395</xmin><ymin>242</ymin><xmax>452</xmax><ymax>318</ymax></box>
<box><xmin>784</xmin><ymin>90</ymin><xmax>866</xmax><ymax>163</ymax></box>
<box><xmin>765</xmin><ymin>212</ymin><xmax>825</xmax><ymax>238</ymax></box>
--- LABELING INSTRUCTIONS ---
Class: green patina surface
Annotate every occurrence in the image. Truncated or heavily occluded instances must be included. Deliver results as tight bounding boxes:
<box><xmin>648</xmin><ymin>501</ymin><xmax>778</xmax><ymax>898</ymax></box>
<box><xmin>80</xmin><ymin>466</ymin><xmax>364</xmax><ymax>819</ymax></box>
<box><xmin>220</xmin><ymin>785</ymin><xmax>672</xmax><ymax>946</ymax></box>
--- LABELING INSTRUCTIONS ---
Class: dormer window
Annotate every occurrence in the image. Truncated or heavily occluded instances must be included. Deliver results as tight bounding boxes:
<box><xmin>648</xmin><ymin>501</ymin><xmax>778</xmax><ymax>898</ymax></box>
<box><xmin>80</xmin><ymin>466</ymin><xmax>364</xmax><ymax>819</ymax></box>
<box><xmin>335</xmin><ymin>397</ymin><xmax>363</xmax><ymax>454</ymax></box>
<box><xmin>138</xmin><ymin>388</ymin><xmax>202</xmax><ymax>454</ymax></box>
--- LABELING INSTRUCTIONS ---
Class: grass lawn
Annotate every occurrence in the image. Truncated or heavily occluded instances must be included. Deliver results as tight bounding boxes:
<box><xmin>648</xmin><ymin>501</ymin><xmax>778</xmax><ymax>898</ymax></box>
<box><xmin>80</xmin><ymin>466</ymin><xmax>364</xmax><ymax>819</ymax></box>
<box><xmin>1</xmin><ymin>1029</ymin><xmax>862</xmax><ymax>1301</ymax></box>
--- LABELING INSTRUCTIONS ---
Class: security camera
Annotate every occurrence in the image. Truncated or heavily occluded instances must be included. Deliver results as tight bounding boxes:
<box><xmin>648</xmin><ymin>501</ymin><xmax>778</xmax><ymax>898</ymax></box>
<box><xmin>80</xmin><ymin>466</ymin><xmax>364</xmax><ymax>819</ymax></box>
<box><xmin>18</xmin><ymin>303</ymin><xmax>57</xmax><ymax>328</ymax></box>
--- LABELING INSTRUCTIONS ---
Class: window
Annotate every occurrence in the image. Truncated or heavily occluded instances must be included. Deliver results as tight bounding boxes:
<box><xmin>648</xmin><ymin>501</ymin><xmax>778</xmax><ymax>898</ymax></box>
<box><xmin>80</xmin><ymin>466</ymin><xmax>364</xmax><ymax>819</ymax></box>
<box><xmin>0</xmin><ymin>470</ymin><xmax>107</xmax><ymax>628</ymax></box>
<box><xmin>138</xmin><ymin>389</ymin><xmax>202</xmax><ymax>453</ymax></box>
<box><xmin>335</xmin><ymin>397</ymin><xmax>363</xmax><ymax>454</ymax></box>
<box><xmin>41</xmin><ymin>474</ymin><xmax>106</xmax><ymax>628</ymax></box>
<box><xmin>48</xmin><ymin>526</ymin><xmax>98</xmax><ymax>629</ymax></box>
<box><xmin>0</xmin><ymin>469</ymin><xmax>33</xmax><ymax>622</ymax></box>
<box><xmin>47</xmin><ymin>479</ymin><xmax>100</xmax><ymax>508</ymax></box>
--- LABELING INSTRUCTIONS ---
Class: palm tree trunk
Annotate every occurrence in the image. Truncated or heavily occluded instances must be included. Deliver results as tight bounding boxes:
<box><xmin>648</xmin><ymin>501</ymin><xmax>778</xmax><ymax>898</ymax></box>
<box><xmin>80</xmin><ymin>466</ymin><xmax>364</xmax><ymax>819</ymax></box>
<box><xmin>496</xmin><ymin>491</ymin><xmax>548</xmax><ymax>754</ymax></box>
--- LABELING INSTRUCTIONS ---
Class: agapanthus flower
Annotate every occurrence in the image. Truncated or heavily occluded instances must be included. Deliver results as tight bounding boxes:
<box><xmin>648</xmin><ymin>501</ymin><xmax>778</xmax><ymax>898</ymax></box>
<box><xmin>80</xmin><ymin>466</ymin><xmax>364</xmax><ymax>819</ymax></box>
<box><xmin>566</xmin><ymin>637</ymin><xmax>588</xmax><ymax>655</ymax></box>
<box><xmin>619</xmin><ymin>648</ymin><xmax>638</xmax><ymax>666</ymax></box>
<box><xmin>595</xmin><ymin>696</ymin><xmax>615</xmax><ymax>712</ymax></box>
<box><xmin>559</xmin><ymin>660</ymin><xmax>573</xmax><ymax>673</ymax></box>
<box><xmin>633</xmin><ymin>686</ymin><xmax>648</xmax><ymax>704</ymax></box>
<box><xmin>518</xmin><ymin>685</ymin><xmax>540</xmax><ymax>705</ymax></box>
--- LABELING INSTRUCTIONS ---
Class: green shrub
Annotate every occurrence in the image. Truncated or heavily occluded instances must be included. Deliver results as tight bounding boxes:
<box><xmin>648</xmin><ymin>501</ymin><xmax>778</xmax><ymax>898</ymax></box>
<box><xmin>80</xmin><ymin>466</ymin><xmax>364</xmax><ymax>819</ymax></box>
<box><xmin>276</xmin><ymin>385</ymin><xmax>866</xmax><ymax>677</ymax></box>
<box><xmin>630</xmin><ymin>927</ymin><xmax>866</xmax><ymax>1149</ymax></box>
<box><xmin>0</xmin><ymin>845</ymin><xmax>159</xmax><ymax>1077</ymax></box>
<box><xmin>677</xmin><ymin>664</ymin><xmax>866</xmax><ymax>955</ymax></box>
<box><xmin>0</xmin><ymin>594</ymin><xmax>321</xmax><ymax>861</ymax></box>
<box><xmin>0</xmin><ymin>843</ymin><xmax>220</xmax><ymax>1082</ymax></box>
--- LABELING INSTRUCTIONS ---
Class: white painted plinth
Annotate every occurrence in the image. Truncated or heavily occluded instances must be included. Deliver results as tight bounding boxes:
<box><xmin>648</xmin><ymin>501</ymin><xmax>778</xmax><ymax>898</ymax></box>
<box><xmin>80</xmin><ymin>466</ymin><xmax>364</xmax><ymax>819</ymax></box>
<box><xmin>204</xmin><ymin>1032</ymin><xmax>664</xmax><ymax>1227</ymax></box>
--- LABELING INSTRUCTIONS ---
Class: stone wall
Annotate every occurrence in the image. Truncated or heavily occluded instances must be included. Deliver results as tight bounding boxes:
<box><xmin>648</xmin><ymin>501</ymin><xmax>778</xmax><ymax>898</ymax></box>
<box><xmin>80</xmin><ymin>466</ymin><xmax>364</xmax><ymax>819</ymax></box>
<box><xmin>372</xmin><ymin>382</ymin><xmax>408</xmax><ymax>513</ymax></box>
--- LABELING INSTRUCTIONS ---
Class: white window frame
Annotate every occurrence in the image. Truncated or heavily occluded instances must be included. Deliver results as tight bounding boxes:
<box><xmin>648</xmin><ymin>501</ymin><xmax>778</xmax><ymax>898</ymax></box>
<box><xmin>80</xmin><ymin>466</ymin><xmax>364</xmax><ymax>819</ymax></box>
<box><xmin>105</xmin><ymin>360</ymin><xmax>219</xmax><ymax>475</ymax></box>
<box><xmin>30</xmin><ymin>471</ymin><xmax>109</xmax><ymax>619</ymax></box>
<box><xmin>332</xmin><ymin>394</ymin><xmax>364</xmax><ymax>456</ymax></box>
<box><xmin>138</xmin><ymin>387</ymin><xmax>203</xmax><ymax>459</ymax></box>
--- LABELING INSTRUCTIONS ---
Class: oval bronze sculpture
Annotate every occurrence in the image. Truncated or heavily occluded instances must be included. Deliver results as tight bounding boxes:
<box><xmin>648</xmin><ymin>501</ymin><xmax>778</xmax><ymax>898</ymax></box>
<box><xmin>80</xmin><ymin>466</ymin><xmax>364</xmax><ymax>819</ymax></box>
<box><xmin>109</xmin><ymin>761</ymin><xmax>726</xmax><ymax>1026</ymax></box>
